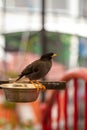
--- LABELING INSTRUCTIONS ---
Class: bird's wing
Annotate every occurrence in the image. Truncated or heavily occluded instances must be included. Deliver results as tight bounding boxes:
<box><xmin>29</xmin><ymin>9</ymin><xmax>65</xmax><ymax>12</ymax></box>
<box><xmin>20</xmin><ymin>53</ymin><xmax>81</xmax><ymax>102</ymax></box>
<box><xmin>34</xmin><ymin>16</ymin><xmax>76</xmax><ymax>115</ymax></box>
<box><xmin>20</xmin><ymin>60</ymin><xmax>39</xmax><ymax>75</ymax></box>
<box><xmin>21</xmin><ymin>63</ymin><xmax>34</xmax><ymax>75</ymax></box>
<box><xmin>16</xmin><ymin>63</ymin><xmax>34</xmax><ymax>81</ymax></box>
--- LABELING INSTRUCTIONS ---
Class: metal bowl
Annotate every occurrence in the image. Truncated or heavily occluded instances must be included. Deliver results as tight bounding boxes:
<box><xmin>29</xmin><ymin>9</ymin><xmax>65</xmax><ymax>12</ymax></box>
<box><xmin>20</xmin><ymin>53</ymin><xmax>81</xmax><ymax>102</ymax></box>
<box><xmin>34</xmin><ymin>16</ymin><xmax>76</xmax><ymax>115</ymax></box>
<box><xmin>1</xmin><ymin>83</ymin><xmax>39</xmax><ymax>102</ymax></box>
<box><xmin>0</xmin><ymin>81</ymin><xmax>66</xmax><ymax>102</ymax></box>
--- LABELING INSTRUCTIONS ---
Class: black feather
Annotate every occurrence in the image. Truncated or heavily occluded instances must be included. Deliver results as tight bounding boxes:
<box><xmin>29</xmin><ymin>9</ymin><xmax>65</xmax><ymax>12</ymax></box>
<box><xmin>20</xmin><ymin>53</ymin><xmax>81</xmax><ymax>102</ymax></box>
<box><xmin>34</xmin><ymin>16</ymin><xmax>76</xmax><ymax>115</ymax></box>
<box><xmin>16</xmin><ymin>74</ymin><xmax>24</xmax><ymax>81</ymax></box>
<box><xmin>16</xmin><ymin>52</ymin><xmax>56</xmax><ymax>81</ymax></box>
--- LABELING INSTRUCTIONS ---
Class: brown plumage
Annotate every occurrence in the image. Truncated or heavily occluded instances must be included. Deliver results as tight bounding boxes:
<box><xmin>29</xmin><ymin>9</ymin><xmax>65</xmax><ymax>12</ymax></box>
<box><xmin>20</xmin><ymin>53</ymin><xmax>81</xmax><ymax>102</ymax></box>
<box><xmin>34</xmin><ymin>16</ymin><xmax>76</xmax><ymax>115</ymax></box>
<box><xmin>16</xmin><ymin>52</ymin><xmax>57</xmax><ymax>91</ymax></box>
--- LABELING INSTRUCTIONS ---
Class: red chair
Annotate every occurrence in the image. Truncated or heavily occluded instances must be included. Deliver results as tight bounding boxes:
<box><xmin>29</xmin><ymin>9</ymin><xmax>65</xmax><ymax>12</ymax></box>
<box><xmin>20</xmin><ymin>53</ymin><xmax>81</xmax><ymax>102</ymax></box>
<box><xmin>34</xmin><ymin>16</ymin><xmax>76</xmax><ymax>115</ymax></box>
<box><xmin>40</xmin><ymin>67</ymin><xmax>87</xmax><ymax>130</ymax></box>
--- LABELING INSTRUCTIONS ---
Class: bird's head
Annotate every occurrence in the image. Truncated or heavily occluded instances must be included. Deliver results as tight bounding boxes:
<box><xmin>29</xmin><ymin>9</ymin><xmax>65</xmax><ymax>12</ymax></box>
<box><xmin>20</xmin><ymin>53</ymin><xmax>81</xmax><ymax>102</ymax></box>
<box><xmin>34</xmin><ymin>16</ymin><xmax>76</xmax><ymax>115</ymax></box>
<box><xmin>40</xmin><ymin>52</ymin><xmax>57</xmax><ymax>60</ymax></box>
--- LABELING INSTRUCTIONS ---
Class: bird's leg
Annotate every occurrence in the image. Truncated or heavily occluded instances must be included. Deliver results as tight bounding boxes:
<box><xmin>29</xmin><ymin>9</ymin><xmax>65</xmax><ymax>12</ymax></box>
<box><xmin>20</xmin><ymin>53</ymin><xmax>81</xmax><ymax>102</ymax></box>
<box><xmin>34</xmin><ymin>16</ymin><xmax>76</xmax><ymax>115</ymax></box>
<box><xmin>30</xmin><ymin>80</ymin><xmax>40</xmax><ymax>92</ymax></box>
<box><xmin>34</xmin><ymin>80</ymin><xmax>46</xmax><ymax>91</ymax></box>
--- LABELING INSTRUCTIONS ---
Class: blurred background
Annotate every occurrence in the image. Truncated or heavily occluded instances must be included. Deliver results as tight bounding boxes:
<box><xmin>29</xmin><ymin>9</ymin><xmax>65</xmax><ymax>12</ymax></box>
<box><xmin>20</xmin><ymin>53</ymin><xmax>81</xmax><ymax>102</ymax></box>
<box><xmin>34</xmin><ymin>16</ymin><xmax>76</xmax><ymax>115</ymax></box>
<box><xmin>0</xmin><ymin>0</ymin><xmax>87</xmax><ymax>129</ymax></box>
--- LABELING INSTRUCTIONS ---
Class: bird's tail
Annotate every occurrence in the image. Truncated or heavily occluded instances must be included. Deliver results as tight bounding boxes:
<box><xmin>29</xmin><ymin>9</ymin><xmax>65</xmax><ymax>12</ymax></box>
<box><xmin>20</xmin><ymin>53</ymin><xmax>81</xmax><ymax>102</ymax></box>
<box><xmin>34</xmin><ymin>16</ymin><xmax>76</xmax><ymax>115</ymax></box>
<box><xmin>15</xmin><ymin>74</ymin><xmax>23</xmax><ymax>82</ymax></box>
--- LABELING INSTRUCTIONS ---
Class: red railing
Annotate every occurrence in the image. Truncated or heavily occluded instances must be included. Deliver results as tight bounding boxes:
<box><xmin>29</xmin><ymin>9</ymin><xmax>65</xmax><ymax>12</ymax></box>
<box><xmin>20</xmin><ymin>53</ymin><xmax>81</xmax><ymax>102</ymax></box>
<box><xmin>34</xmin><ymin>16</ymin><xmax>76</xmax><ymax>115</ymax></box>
<box><xmin>41</xmin><ymin>67</ymin><xmax>87</xmax><ymax>130</ymax></box>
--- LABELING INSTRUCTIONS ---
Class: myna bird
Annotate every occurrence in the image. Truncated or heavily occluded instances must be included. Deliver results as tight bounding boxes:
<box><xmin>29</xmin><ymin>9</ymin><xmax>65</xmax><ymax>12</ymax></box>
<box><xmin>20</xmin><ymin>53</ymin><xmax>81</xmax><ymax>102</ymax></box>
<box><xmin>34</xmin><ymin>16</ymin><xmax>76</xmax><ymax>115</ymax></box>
<box><xmin>16</xmin><ymin>52</ymin><xmax>57</xmax><ymax>91</ymax></box>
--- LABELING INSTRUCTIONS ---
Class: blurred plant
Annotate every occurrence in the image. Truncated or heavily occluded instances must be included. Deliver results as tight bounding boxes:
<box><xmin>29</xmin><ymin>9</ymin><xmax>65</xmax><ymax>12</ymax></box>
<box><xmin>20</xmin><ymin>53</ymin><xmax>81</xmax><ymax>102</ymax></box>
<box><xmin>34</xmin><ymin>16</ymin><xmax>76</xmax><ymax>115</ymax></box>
<box><xmin>5</xmin><ymin>33</ymin><xmax>21</xmax><ymax>52</ymax></box>
<box><xmin>26</xmin><ymin>32</ymin><xmax>41</xmax><ymax>54</ymax></box>
<box><xmin>6</xmin><ymin>71</ymin><xmax>18</xmax><ymax>79</ymax></box>
<box><xmin>5</xmin><ymin>32</ymin><xmax>41</xmax><ymax>54</ymax></box>
<box><xmin>5</xmin><ymin>31</ymin><xmax>71</xmax><ymax>67</ymax></box>
<box><xmin>0</xmin><ymin>118</ymin><xmax>6</xmax><ymax>127</ymax></box>
<box><xmin>20</xmin><ymin>120</ymin><xmax>33</xmax><ymax>130</ymax></box>
<box><xmin>3</xmin><ymin>100</ymin><xmax>16</xmax><ymax>110</ymax></box>
<box><xmin>2</xmin><ymin>100</ymin><xmax>17</xmax><ymax>129</ymax></box>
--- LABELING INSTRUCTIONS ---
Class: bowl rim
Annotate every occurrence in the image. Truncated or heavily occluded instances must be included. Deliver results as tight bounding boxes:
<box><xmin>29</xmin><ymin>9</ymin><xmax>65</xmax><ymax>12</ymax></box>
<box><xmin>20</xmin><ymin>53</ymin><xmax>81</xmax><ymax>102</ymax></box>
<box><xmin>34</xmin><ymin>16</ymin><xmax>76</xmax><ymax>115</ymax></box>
<box><xmin>1</xmin><ymin>83</ymin><xmax>37</xmax><ymax>90</ymax></box>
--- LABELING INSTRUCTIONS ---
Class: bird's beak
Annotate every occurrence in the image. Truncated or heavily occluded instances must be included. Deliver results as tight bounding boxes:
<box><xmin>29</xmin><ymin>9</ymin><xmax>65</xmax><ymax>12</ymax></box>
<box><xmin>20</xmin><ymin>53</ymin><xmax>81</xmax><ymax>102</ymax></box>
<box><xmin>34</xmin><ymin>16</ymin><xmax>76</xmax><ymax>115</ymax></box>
<box><xmin>52</xmin><ymin>53</ymin><xmax>57</xmax><ymax>57</ymax></box>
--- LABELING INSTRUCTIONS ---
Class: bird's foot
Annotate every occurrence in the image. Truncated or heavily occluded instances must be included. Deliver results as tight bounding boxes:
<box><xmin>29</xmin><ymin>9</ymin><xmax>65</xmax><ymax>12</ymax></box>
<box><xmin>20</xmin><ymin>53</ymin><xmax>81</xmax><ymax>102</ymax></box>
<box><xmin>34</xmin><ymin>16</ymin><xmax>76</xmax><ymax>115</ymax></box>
<box><xmin>30</xmin><ymin>80</ymin><xmax>40</xmax><ymax>92</ymax></box>
<box><xmin>35</xmin><ymin>80</ymin><xmax>46</xmax><ymax>91</ymax></box>
<box><xmin>39</xmin><ymin>84</ymin><xmax>46</xmax><ymax>91</ymax></box>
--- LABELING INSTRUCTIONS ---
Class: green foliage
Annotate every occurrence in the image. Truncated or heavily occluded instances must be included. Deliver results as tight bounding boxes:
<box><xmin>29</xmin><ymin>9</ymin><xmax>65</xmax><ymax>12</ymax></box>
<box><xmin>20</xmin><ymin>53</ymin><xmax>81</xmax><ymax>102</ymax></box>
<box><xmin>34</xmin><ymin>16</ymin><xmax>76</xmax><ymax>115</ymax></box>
<box><xmin>5</xmin><ymin>31</ymin><xmax>71</xmax><ymax>66</ymax></box>
<box><xmin>26</xmin><ymin>32</ymin><xmax>41</xmax><ymax>54</ymax></box>
<box><xmin>5</xmin><ymin>32</ymin><xmax>42</xmax><ymax>54</ymax></box>
<box><xmin>3</xmin><ymin>100</ymin><xmax>16</xmax><ymax>109</ymax></box>
<box><xmin>6</xmin><ymin>71</ymin><xmax>18</xmax><ymax>78</ymax></box>
<box><xmin>46</xmin><ymin>32</ymin><xmax>71</xmax><ymax>65</ymax></box>
<box><xmin>60</xmin><ymin>34</ymin><xmax>71</xmax><ymax>45</ymax></box>
<box><xmin>5</xmin><ymin>32</ymin><xmax>22</xmax><ymax>51</ymax></box>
